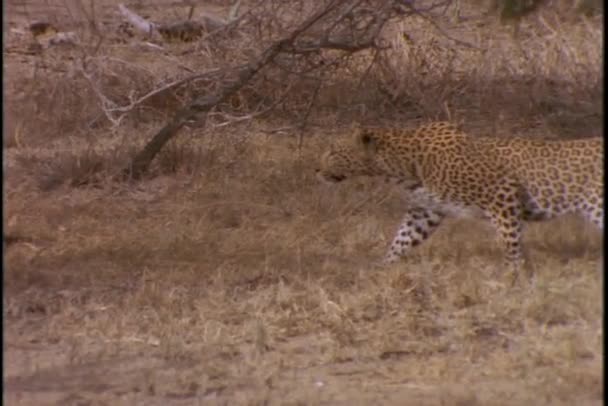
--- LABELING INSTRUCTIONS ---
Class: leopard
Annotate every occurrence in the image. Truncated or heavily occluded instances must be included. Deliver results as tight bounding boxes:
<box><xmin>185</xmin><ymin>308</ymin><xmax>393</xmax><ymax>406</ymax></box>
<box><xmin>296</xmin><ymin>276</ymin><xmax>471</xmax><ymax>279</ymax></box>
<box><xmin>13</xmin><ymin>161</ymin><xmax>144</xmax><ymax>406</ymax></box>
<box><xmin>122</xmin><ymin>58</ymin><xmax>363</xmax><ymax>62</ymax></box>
<box><xmin>316</xmin><ymin>121</ymin><xmax>603</xmax><ymax>277</ymax></box>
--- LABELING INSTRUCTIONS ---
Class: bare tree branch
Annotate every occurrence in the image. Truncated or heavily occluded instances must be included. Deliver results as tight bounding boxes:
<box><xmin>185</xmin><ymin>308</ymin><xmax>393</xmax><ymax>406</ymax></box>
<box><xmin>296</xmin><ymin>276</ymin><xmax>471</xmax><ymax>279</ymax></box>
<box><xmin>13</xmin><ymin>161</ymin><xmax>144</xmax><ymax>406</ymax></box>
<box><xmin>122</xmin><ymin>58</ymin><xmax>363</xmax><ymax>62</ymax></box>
<box><xmin>80</xmin><ymin>62</ymin><xmax>228</xmax><ymax>127</ymax></box>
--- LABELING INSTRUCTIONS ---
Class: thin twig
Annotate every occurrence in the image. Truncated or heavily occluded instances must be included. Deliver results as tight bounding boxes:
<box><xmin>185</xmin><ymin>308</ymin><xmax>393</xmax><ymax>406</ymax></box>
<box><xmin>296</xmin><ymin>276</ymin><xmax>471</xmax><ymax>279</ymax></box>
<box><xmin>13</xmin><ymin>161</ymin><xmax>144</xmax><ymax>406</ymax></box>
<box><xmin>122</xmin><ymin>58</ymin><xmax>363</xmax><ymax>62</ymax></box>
<box><xmin>106</xmin><ymin>68</ymin><xmax>224</xmax><ymax>114</ymax></box>
<box><xmin>79</xmin><ymin>66</ymin><xmax>123</xmax><ymax>126</ymax></box>
<box><xmin>79</xmin><ymin>62</ymin><xmax>227</xmax><ymax>125</ymax></box>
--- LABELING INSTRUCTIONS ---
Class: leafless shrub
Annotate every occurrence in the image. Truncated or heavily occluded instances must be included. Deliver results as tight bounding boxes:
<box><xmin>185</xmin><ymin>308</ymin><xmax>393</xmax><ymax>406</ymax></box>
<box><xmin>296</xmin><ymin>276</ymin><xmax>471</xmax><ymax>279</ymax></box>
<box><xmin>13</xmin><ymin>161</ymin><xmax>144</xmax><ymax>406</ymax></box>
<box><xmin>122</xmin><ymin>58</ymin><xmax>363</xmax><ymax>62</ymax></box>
<box><xmin>5</xmin><ymin>0</ymin><xmax>602</xmax><ymax>174</ymax></box>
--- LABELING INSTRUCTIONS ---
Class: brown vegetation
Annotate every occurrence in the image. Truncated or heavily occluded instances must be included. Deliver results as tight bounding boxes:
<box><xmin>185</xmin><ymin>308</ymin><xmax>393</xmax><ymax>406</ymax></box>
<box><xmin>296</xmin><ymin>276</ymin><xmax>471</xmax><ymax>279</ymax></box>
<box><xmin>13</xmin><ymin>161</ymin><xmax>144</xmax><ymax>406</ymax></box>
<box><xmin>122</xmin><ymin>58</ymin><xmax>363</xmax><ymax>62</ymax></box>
<box><xmin>4</xmin><ymin>0</ymin><xmax>603</xmax><ymax>404</ymax></box>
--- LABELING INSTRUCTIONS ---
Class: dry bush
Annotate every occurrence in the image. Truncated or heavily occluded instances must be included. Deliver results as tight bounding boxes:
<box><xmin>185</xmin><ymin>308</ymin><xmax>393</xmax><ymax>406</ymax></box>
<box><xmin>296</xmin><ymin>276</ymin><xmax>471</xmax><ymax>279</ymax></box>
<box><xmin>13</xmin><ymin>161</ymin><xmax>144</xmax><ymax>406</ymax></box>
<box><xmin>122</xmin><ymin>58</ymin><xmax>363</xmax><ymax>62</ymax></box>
<box><xmin>9</xmin><ymin>0</ymin><xmax>601</xmax><ymax>158</ymax></box>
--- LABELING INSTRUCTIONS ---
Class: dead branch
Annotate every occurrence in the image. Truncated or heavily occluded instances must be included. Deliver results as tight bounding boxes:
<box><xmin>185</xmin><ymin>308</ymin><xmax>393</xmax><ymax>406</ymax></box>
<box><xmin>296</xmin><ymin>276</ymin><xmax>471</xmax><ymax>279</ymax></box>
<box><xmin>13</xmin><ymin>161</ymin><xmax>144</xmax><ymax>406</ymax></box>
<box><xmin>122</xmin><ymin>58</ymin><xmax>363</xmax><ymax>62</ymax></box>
<box><xmin>108</xmin><ymin>69</ymin><xmax>224</xmax><ymax>113</ymax></box>
<box><xmin>118</xmin><ymin>3</ymin><xmax>232</xmax><ymax>43</ymax></box>
<box><xmin>118</xmin><ymin>4</ymin><xmax>157</xmax><ymax>37</ymax></box>
<box><xmin>80</xmin><ymin>61</ymin><xmax>230</xmax><ymax>127</ymax></box>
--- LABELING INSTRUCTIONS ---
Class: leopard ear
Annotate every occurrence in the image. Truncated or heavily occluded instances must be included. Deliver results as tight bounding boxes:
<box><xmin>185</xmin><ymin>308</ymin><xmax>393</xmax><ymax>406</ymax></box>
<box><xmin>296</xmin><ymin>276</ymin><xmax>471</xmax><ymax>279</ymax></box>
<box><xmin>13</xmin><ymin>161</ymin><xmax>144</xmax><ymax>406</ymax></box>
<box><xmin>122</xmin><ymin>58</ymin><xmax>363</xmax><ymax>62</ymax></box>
<box><xmin>354</xmin><ymin>128</ymin><xmax>377</xmax><ymax>153</ymax></box>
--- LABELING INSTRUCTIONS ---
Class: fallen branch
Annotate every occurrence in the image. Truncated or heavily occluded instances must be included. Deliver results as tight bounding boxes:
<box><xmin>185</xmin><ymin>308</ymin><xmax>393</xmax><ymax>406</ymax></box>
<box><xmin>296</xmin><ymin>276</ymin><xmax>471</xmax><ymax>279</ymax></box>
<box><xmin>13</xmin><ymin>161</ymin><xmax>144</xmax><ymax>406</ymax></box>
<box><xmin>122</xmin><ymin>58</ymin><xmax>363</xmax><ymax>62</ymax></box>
<box><xmin>118</xmin><ymin>3</ymin><xmax>156</xmax><ymax>37</ymax></box>
<box><xmin>118</xmin><ymin>3</ymin><xmax>234</xmax><ymax>43</ymax></box>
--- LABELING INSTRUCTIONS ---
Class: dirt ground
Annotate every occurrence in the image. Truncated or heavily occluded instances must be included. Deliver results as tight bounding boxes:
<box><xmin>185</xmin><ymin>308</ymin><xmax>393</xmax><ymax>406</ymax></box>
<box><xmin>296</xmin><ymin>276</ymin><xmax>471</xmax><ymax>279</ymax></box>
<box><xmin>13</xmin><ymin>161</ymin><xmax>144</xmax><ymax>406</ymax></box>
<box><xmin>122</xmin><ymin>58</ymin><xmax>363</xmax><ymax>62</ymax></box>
<box><xmin>4</xmin><ymin>1</ymin><xmax>603</xmax><ymax>405</ymax></box>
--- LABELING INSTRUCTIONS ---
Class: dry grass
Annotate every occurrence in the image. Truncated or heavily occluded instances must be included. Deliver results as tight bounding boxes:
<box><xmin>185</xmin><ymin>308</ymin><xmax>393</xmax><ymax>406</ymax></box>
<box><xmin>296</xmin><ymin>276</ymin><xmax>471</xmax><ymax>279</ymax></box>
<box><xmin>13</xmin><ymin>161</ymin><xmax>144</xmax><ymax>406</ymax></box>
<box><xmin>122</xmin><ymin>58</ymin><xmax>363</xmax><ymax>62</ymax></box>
<box><xmin>4</xmin><ymin>1</ymin><xmax>603</xmax><ymax>405</ymax></box>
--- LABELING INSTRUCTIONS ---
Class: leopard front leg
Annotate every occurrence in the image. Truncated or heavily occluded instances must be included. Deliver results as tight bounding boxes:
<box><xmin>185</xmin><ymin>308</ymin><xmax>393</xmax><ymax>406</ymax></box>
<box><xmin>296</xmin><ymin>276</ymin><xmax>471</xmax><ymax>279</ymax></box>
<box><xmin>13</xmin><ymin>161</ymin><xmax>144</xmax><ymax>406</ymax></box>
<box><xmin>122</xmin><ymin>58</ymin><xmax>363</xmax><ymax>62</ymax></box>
<box><xmin>382</xmin><ymin>207</ymin><xmax>444</xmax><ymax>265</ymax></box>
<box><xmin>488</xmin><ymin>205</ymin><xmax>527</xmax><ymax>284</ymax></box>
